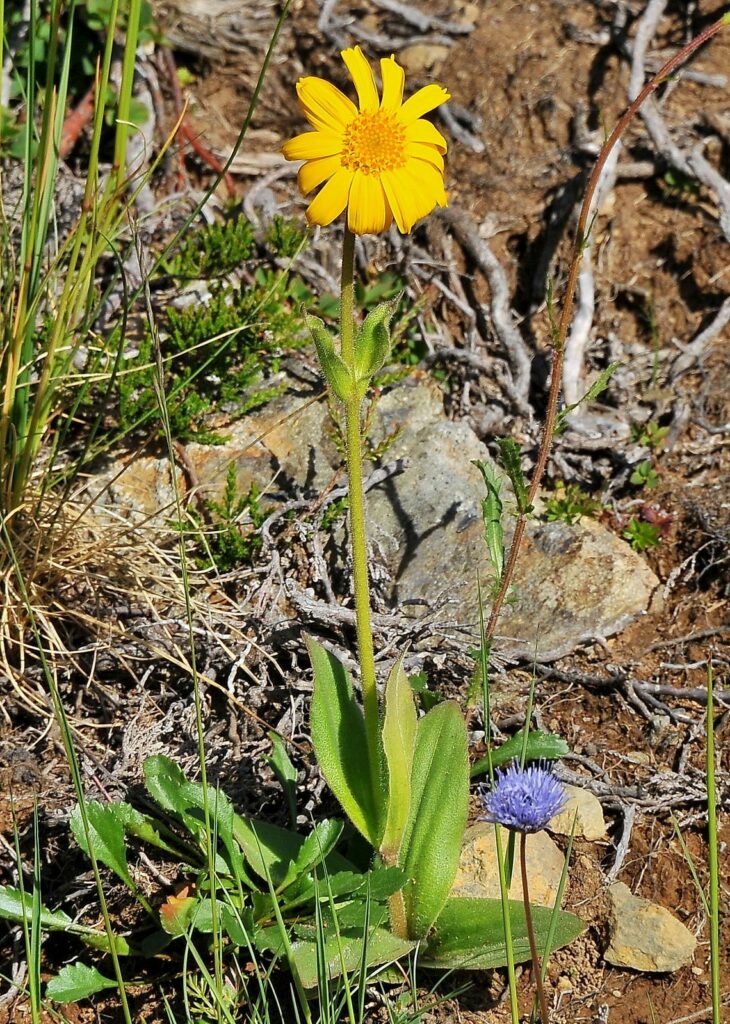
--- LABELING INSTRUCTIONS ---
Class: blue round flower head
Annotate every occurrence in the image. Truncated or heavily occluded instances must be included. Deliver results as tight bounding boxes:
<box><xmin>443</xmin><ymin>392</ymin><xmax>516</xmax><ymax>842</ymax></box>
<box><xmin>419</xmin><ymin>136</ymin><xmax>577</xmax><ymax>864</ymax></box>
<box><xmin>478</xmin><ymin>760</ymin><xmax>566</xmax><ymax>833</ymax></box>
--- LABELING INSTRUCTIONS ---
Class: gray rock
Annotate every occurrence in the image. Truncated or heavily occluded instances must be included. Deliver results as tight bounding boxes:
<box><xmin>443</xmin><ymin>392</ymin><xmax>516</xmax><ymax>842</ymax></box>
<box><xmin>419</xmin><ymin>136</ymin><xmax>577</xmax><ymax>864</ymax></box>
<box><xmin>87</xmin><ymin>370</ymin><xmax>335</xmax><ymax>521</ymax></box>
<box><xmin>604</xmin><ymin>881</ymin><xmax>697</xmax><ymax>972</ymax></box>
<box><xmin>89</xmin><ymin>371</ymin><xmax>658</xmax><ymax>661</ymax></box>
<box><xmin>364</xmin><ymin>377</ymin><xmax>658</xmax><ymax>661</ymax></box>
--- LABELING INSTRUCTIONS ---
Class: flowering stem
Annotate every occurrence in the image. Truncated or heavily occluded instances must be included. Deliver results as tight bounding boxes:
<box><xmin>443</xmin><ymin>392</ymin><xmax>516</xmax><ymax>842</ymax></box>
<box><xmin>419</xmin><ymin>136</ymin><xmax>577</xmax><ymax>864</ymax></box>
<box><xmin>520</xmin><ymin>832</ymin><xmax>550</xmax><ymax>1024</ymax></box>
<box><xmin>479</xmin><ymin>13</ymin><xmax>729</xmax><ymax>653</ymax></box>
<box><xmin>340</xmin><ymin>226</ymin><xmax>381</xmax><ymax>787</ymax></box>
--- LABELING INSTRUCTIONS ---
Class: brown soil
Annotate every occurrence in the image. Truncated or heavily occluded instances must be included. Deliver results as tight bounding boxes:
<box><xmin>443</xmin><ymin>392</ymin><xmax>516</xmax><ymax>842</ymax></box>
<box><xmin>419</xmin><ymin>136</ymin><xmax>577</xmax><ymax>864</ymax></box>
<box><xmin>2</xmin><ymin>1</ymin><xmax>729</xmax><ymax>1022</ymax></box>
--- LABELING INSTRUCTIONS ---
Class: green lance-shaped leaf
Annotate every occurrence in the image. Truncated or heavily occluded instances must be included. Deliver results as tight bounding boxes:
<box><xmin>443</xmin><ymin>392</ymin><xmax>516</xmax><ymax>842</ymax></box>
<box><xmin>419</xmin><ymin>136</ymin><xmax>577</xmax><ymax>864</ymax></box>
<box><xmin>554</xmin><ymin>360</ymin><xmax>622</xmax><ymax>434</ymax></box>
<box><xmin>278</xmin><ymin>818</ymin><xmax>343</xmax><ymax>891</ymax></box>
<box><xmin>80</xmin><ymin>931</ymin><xmax>134</xmax><ymax>956</ymax></box>
<box><xmin>473</xmin><ymin>459</ymin><xmax>504</xmax><ymax>579</ymax></box>
<box><xmin>266</xmin><ymin>731</ymin><xmax>298</xmax><ymax>827</ymax></box>
<box><xmin>0</xmin><ymin>885</ymin><xmax>93</xmax><ymax>934</ymax></box>
<box><xmin>305</xmin><ymin>313</ymin><xmax>353</xmax><ymax>402</ymax></box>
<box><xmin>289</xmin><ymin>928</ymin><xmax>416</xmax><ymax>990</ymax></box>
<box><xmin>46</xmin><ymin>963</ymin><xmax>118</xmax><ymax>1003</ymax></box>
<box><xmin>470</xmin><ymin>730</ymin><xmax>570</xmax><ymax>779</ymax></box>
<box><xmin>106</xmin><ymin>801</ymin><xmax>189</xmax><ymax>859</ymax></box>
<box><xmin>379</xmin><ymin>657</ymin><xmax>417</xmax><ymax>865</ymax></box>
<box><xmin>399</xmin><ymin>701</ymin><xmax>469</xmax><ymax>939</ymax></box>
<box><xmin>496</xmin><ymin>437</ymin><xmax>531</xmax><ymax>514</ymax></box>
<box><xmin>421</xmin><ymin>896</ymin><xmax>585</xmax><ymax>970</ymax></box>
<box><xmin>143</xmin><ymin>755</ymin><xmax>244</xmax><ymax>880</ymax></box>
<box><xmin>231</xmin><ymin>815</ymin><xmax>304</xmax><ymax>888</ymax></box>
<box><xmin>307</xmin><ymin>636</ymin><xmax>384</xmax><ymax>845</ymax></box>
<box><xmin>353</xmin><ymin>296</ymin><xmax>399</xmax><ymax>385</ymax></box>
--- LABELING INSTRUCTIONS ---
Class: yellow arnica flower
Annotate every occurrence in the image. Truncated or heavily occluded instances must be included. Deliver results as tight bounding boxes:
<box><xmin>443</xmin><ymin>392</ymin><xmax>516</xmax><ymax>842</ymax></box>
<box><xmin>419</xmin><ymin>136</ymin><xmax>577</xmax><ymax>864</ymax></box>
<box><xmin>282</xmin><ymin>46</ymin><xmax>450</xmax><ymax>235</ymax></box>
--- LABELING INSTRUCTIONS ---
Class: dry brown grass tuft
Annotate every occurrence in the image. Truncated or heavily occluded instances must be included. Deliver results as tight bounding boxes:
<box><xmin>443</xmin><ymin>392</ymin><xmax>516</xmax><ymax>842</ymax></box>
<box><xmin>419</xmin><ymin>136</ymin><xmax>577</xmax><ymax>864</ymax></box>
<box><xmin>0</xmin><ymin>484</ymin><xmax>275</xmax><ymax>728</ymax></box>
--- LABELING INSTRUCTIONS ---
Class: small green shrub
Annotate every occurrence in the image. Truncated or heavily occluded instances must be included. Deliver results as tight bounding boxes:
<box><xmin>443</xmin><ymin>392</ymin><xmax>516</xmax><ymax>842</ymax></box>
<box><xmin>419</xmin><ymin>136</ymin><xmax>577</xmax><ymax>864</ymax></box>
<box><xmin>264</xmin><ymin>214</ymin><xmax>308</xmax><ymax>258</ymax></box>
<box><xmin>544</xmin><ymin>481</ymin><xmax>602</xmax><ymax>525</ymax></box>
<box><xmin>661</xmin><ymin>168</ymin><xmax>701</xmax><ymax>200</ymax></box>
<box><xmin>630</xmin><ymin>459</ymin><xmax>660</xmax><ymax>490</ymax></box>
<box><xmin>163</xmin><ymin>214</ymin><xmax>256</xmax><ymax>279</ymax></box>
<box><xmin>623</xmin><ymin>517</ymin><xmax>662</xmax><ymax>551</ymax></box>
<box><xmin>116</xmin><ymin>244</ymin><xmax>312</xmax><ymax>443</ymax></box>
<box><xmin>631</xmin><ymin>419</ymin><xmax>668</xmax><ymax>452</ymax></box>
<box><xmin>319</xmin><ymin>494</ymin><xmax>349</xmax><ymax>531</ymax></box>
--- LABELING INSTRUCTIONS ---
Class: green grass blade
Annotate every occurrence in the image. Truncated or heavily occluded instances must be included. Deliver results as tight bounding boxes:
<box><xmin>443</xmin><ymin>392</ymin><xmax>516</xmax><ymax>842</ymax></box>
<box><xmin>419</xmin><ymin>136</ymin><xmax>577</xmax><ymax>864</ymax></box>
<box><xmin>706</xmin><ymin>663</ymin><xmax>720</xmax><ymax>1024</ymax></box>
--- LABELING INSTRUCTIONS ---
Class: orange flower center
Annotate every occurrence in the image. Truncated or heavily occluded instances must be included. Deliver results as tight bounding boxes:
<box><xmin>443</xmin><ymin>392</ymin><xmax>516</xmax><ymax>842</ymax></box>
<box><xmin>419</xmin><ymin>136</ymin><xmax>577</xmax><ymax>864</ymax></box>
<box><xmin>341</xmin><ymin>110</ymin><xmax>406</xmax><ymax>175</ymax></box>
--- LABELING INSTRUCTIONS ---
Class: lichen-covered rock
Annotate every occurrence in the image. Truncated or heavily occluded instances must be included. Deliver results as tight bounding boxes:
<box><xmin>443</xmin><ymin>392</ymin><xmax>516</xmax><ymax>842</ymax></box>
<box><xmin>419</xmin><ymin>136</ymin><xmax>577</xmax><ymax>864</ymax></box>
<box><xmin>549</xmin><ymin>784</ymin><xmax>607</xmax><ymax>841</ymax></box>
<box><xmin>604</xmin><ymin>881</ymin><xmax>697</xmax><ymax>972</ymax></box>
<box><xmin>452</xmin><ymin>823</ymin><xmax>564</xmax><ymax>906</ymax></box>
<box><xmin>364</xmin><ymin>377</ymin><xmax>659</xmax><ymax>662</ymax></box>
<box><xmin>88</xmin><ymin>371</ymin><xmax>659</xmax><ymax>662</ymax></box>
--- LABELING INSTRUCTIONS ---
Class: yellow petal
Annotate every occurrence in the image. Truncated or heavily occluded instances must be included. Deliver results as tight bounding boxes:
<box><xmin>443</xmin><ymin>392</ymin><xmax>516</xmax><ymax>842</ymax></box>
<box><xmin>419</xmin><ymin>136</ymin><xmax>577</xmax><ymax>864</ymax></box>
<box><xmin>410</xmin><ymin>158</ymin><xmax>448</xmax><ymax>207</ymax></box>
<box><xmin>380</xmin><ymin>56</ymin><xmax>405</xmax><ymax>111</ymax></box>
<box><xmin>297</xmin><ymin>77</ymin><xmax>357</xmax><ymax>134</ymax></box>
<box><xmin>341</xmin><ymin>46</ymin><xmax>379</xmax><ymax>112</ymax></box>
<box><xmin>405</xmin><ymin>142</ymin><xmax>444</xmax><ymax>171</ymax></box>
<box><xmin>306</xmin><ymin>167</ymin><xmax>354</xmax><ymax>227</ymax></box>
<box><xmin>398</xmin><ymin>84</ymin><xmax>450</xmax><ymax>125</ymax></box>
<box><xmin>347</xmin><ymin>171</ymin><xmax>392</xmax><ymax>235</ymax></box>
<box><xmin>406</xmin><ymin>118</ymin><xmax>447</xmax><ymax>153</ymax></box>
<box><xmin>382</xmin><ymin>161</ymin><xmax>447</xmax><ymax>233</ymax></box>
<box><xmin>282</xmin><ymin>131</ymin><xmax>343</xmax><ymax>161</ymax></box>
<box><xmin>380</xmin><ymin>168</ymin><xmax>413</xmax><ymax>233</ymax></box>
<box><xmin>298</xmin><ymin>154</ymin><xmax>342</xmax><ymax>196</ymax></box>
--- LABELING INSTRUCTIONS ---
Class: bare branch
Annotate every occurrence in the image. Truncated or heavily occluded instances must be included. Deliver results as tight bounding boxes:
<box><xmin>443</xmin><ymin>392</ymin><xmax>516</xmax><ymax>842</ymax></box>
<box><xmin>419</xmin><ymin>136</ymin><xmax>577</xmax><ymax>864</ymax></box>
<box><xmin>439</xmin><ymin>206</ymin><xmax>532</xmax><ymax>412</ymax></box>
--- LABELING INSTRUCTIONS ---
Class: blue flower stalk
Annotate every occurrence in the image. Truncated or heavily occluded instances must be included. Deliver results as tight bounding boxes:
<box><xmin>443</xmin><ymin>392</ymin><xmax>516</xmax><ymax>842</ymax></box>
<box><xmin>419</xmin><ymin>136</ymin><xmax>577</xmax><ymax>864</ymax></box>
<box><xmin>479</xmin><ymin>761</ymin><xmax>567</xmax><ymax>1024</ymax></box>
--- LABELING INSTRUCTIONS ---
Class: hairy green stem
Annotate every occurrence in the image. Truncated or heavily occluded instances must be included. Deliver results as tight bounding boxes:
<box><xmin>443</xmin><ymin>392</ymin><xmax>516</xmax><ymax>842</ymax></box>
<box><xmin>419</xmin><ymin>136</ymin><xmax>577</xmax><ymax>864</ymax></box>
<box><xmin>520</xmin><ymin>832</ymin><xmax>550</xmax><ymax>1024</ymax></box>
<box><xmin>340</xmin><ymin>227</ymin><xmax>381</xmax><ymax>794</ymax></box>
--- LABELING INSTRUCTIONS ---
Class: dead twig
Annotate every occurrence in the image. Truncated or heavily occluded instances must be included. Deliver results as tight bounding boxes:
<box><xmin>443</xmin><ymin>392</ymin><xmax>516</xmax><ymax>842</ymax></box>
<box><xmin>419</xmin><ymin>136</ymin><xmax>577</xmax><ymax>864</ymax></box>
<box><xmin>439</xmin><ymin>205</ymin><xmax>532</xmax><ymax>413</ymax></box>
<box><xmin>606</xmin><ymin>802</ymin><xmax>636</xmax><ymax>881</ymax></box>
<box><xmin>438</xmin><ymin>103</ymin><xmax>485</xmax><ymax>155</ymax></box>
<box><xmin>561</xmin><ymin>144</ymin><xmax>619</xmax><ymax>409</ymax></box>
<box><xmin>535</xmin><ymin>663</ymin><xmax>730</xmax><ymax>708</ymax></box>
<box><xmin>370</xmin><ymin>0</ymin><xmax>473</xmax><ymax>35</ymax></box>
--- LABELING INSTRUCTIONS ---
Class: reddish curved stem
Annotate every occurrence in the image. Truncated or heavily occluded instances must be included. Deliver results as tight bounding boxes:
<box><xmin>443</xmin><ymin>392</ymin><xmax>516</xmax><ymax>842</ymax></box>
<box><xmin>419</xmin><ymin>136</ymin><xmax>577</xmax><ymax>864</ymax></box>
<box><xmin>482</xmin><ymin>15</ymin><xmax>728</xmax><ymax>647</ymax></box>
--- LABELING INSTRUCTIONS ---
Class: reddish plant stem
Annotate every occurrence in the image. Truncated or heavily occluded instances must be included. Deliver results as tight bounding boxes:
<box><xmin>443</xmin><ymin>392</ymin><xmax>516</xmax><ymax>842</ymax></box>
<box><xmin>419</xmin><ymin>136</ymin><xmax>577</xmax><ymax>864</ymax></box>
<box><xmin>59</xmin><ymin>84</ymin><xmax>96</xmax><ymax>159</ymax></box>
<box><xmin>481</xmin><ymin>15</ymin><xmax>727</xmax><ymax>648</ymax></box>
<box><xmin>163</xmin><ymin>48</ymin><xmax>237</xmax><ymax>197</ymax></box>
<box><xmin>520</xmin><ymin>832</ymin><xmax>550</xmax><ymax>1024</ymax></box>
